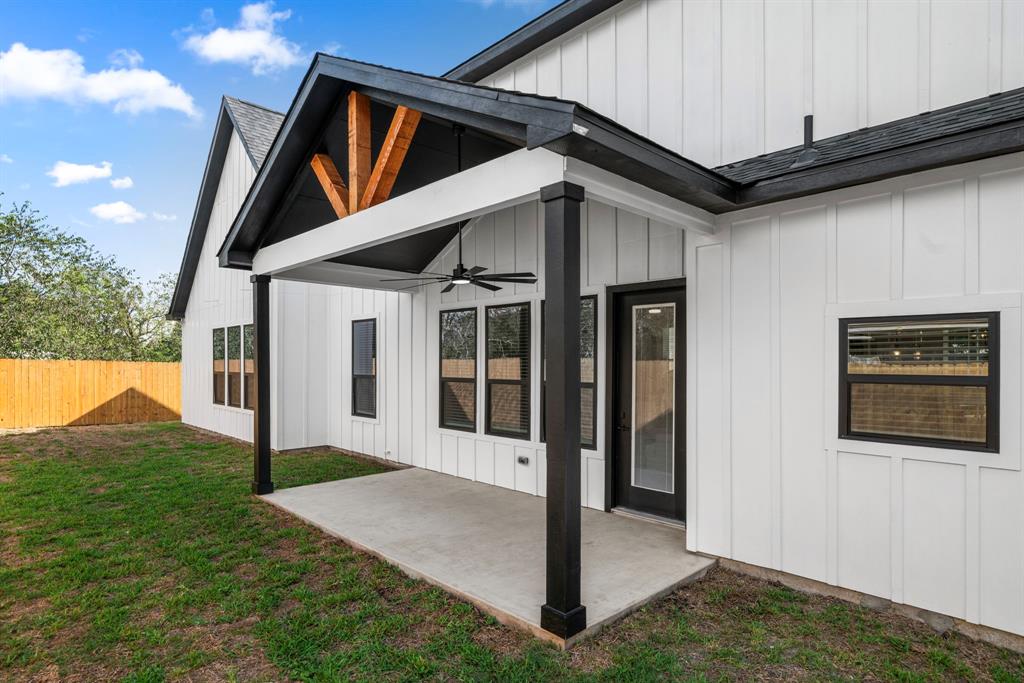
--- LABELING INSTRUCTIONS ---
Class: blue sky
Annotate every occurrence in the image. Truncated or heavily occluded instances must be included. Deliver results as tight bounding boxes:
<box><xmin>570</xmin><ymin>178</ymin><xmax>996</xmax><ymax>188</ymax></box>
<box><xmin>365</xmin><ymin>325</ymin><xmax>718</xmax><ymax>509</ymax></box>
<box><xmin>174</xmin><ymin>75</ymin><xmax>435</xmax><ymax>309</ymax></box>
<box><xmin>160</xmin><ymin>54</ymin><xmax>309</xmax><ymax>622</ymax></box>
<box><xmin>0</xmin><ymin>0</ymin><xmax>558</xmax><ymax>283</ymax></box>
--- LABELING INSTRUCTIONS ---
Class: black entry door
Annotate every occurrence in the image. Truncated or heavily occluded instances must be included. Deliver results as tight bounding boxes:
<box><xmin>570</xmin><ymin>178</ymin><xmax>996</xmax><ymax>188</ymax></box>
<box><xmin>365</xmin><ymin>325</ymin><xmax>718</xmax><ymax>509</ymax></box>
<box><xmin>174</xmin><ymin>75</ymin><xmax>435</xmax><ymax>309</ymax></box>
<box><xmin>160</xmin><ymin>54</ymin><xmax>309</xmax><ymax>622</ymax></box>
<box><xmin>610</xmin><ymin>284</ymin><xmax>685</xmax><ymax>521</ymax></box>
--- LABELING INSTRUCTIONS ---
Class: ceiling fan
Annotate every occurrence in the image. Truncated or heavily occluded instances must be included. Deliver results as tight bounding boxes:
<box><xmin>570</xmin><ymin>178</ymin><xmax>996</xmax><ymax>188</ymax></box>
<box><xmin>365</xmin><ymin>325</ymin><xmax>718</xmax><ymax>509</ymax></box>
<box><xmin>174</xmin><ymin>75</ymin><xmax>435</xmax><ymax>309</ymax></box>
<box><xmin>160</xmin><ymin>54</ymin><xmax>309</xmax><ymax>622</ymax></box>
<box><xmin>379</xmin><ymin>124</ymin><xmax>538</xmax><ymax>294</ymax></box>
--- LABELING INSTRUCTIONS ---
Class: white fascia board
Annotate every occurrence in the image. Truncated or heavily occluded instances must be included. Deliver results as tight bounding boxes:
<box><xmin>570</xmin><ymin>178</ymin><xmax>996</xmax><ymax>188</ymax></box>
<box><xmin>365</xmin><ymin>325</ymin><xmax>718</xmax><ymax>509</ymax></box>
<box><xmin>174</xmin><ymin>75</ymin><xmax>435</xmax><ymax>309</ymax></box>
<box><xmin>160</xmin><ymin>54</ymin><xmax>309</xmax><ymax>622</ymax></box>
<box><xmin>252</xmin><ymin>147</ymin><xmax>567</xmax><ymax>276</ymax></box>
<box><xmin>563</xmin><ymin>157</ymin><xmax>716</xmax><ymax>235</ymax></box>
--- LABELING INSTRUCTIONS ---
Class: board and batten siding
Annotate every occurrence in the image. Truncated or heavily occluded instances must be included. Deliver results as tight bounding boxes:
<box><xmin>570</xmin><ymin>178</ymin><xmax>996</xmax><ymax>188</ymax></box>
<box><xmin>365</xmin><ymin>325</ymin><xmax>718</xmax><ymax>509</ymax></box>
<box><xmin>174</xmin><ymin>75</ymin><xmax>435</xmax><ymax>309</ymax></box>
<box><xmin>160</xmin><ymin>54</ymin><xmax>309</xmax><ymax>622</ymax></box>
<box><xmin>689</xmin><ymin>153</ymin><xmax>1024</xmax><ymax>636</ymax></box>
<box><xmin>181</xmin><ymin>129</ymin><xmax>335</xmax><ymax>450</ymax></box>
<box><xmin>480</xmin><ymin>0</ymin><xmax>1024</xmax><ymax>167</ymax></box>
<box><xmin>397</xmin><ymin>198</ymin><xmax>684</xmax><ymax>510</ymax></box>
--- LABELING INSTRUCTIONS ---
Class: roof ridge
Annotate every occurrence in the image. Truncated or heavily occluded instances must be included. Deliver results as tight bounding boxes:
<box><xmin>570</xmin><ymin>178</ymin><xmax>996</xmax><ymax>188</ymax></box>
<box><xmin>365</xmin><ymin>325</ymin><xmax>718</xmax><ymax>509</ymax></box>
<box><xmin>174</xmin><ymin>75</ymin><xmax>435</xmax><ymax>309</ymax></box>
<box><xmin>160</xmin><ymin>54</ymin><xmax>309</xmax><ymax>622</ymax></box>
<box><xmin>223</xmin><ymin>95</ymin><xmax>285</xmax><ymax>118</ymax></box>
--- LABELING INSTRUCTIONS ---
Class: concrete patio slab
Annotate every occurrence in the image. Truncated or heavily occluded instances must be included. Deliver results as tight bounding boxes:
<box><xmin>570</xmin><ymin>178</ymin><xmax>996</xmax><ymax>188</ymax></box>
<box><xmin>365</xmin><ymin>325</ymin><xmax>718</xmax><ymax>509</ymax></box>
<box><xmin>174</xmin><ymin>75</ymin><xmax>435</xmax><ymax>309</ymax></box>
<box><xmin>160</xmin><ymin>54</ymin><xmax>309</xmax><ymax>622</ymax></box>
<box><xmin>262</xmin><ymin>467</ymin><xmax>715</xmax><ymax>647</ymax></box>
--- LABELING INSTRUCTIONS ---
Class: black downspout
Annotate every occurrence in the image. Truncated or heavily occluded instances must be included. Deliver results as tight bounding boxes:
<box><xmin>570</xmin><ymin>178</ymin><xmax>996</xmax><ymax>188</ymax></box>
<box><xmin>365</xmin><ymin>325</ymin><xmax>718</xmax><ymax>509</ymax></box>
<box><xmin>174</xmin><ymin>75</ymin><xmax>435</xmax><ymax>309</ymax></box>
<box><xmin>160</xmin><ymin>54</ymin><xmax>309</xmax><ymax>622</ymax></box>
<box><xmin>539</xmin><ymin>181</ymin><xmax>586</xmax><ymax>640</ymax></box>
<box><xmin>251</xmin><ymin>274</ymin><xmax>274</xmax><ymax>495</ymax></box>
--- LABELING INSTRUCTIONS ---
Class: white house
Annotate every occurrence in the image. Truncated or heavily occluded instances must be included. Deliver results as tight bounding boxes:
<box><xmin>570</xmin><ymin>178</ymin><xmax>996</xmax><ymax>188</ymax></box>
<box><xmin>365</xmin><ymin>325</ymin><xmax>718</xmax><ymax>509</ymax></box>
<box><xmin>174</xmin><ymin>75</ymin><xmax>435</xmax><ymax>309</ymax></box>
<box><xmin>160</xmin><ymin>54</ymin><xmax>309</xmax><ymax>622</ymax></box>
<box><xmin>170</xmin><ymin>0</ymin><xmax>1024</xmax><ymax>645</ymax></box>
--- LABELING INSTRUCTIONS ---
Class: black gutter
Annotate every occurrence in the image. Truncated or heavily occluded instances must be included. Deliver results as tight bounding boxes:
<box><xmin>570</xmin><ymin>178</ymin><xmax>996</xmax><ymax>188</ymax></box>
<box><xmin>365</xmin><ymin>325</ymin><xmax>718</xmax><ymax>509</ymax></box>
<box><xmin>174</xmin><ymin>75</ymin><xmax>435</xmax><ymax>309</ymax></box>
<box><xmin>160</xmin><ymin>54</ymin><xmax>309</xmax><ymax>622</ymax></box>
<box><xmin>445</xmin><ymin>0</ymin><xmax>621</xmax><ymax>82</ymax></box>
<box><xmin>735</xmin><ymin>120</ymin><xmax>1024</xmax><ymax>209</ymax></box>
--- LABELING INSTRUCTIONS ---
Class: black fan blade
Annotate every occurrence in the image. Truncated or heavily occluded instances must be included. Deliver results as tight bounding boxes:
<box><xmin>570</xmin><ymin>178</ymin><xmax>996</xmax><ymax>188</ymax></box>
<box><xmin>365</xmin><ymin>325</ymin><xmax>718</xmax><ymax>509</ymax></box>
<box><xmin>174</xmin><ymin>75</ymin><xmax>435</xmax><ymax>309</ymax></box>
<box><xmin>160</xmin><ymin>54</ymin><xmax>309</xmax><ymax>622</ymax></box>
<box><xmin>379</xmin><ymin>276</ymin><xmax>448</xmax><ymax>282</ymax></box>
<box><xmin>477</xmin><ymin>272</ymin><xmax>535</xmax><ymax>279</ymax></box>
<box><xmin>467</xmin><ymin>265</ymin><xmax>487</xmax><ymax>275</ymax></box>
<box><xmin>441</xmin><ymin>282</ymin><xmax>457</xmax><ymax>294</ymax></box>
<box><xmin>475</xmin><ymin>276</ymin><xmax>538</xmax><ymax>284</ymax></box>
<box><xmin>471</xmin><ymin>280</ymin><xmax>501</xmax><ymax>292</ymax></box>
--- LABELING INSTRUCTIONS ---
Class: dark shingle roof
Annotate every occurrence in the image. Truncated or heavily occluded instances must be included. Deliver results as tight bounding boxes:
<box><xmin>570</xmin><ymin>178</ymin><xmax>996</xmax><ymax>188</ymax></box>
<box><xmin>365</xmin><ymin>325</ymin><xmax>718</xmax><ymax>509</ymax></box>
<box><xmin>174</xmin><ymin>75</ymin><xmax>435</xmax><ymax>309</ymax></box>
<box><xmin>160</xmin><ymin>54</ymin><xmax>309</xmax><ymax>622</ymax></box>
<box><xmin>716</xmin><ymin>88</ymin><xmax>1024</xmax><ymax>185</ymax></box>
<box><xmin>224</xmin><ymin>96</ymin><xmax>285</xmax><ymax>168</ymax></box>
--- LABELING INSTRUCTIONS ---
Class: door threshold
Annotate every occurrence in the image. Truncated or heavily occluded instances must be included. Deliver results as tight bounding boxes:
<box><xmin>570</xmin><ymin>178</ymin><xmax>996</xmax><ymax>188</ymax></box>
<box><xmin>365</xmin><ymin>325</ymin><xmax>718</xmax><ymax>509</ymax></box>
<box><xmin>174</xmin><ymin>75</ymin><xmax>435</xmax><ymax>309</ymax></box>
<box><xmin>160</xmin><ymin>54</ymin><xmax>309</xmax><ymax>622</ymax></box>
<box><xmin>612</xmin><ymin>507</ymin><xmax>686</xmax><ymax>530</ymax></box>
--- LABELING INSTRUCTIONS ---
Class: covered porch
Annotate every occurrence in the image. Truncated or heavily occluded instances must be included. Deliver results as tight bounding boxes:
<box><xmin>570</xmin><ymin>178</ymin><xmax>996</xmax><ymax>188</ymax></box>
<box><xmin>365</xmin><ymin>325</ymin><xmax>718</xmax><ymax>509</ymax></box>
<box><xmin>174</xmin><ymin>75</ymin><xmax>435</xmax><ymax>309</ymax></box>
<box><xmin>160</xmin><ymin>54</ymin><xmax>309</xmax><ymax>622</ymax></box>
<box><xmin>262</xmin><ymin>467</ymin><xmax>715</xmax><ymax>647</ymax></box>
<box><xmin>222</xmin><ymin>55</ymin><xmax>732</xmax><ymax>643</ymax></box>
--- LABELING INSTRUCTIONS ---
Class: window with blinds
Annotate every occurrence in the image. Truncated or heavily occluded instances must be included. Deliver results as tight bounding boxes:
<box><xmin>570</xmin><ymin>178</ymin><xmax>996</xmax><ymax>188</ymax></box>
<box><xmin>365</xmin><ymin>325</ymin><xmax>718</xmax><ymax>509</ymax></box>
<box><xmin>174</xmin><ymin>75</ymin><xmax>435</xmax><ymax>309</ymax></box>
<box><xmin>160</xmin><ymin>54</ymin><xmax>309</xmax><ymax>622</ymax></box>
<box><xmin>227</xmin><ymin>325</ymin><xmax>242</xmax><ymax>408</ymax></box>
<box><xmin>540</xmin><ymin>296</ymin><xmax>597</xmax><ymax>448</ymax></box>
<box><xmin>439</xmin><ymin>308</ymin><xmax>477</xmax><ymax>431</ymax></box>
<box><xmin>352</xmin><ymin>319</ymin><xmax>377</xmax><ymax>418</ymax></box>
<box><xmin>839</xmin><ymin>313</ymin><xmax>999</xmax><ymax>451</ymax></box>
<box><xmin>486</xmin><ymin>302</ymin><xmax>531</xmax><ymax>439</ymax></box>
<box><xmin>243</xmin><ymin>324</ymin><xmax>255</xmax><ymax>411</ymax></box>
<box><xmin>212</xmin><ymin>328</ymin><xmax>226</xmax><ymax>405</ymax></box>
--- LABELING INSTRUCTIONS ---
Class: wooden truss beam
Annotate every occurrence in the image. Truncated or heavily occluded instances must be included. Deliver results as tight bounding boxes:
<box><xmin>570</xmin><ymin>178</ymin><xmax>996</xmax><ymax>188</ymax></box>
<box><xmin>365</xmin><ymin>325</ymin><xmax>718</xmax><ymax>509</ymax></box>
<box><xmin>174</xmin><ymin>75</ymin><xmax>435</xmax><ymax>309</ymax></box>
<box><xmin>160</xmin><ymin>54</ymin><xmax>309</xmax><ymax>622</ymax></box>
<box><xmin>360</xmin><ymin>106</ymin><xmax>422</xmax><ymax>210</ymax></box>
<box><xmin>348</xmin><ymin>91</ymin><xmax>372</xmax><ymax>213</ymax></box>
<box><xmin>309</xmin><ymin>153</ymin><xmax>349</xmax><ymax>219</ymax></box>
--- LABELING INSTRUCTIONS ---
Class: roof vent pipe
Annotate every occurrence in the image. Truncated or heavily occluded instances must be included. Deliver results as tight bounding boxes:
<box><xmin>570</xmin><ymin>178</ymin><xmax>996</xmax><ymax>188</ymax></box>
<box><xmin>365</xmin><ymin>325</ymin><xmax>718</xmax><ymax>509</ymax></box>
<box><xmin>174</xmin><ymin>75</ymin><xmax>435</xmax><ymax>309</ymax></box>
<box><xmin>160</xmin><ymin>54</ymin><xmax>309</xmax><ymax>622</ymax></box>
<box><xmin>791</xmin><ymin>114</ymin><xmax>820</xmax><ymax>167</ymax></box>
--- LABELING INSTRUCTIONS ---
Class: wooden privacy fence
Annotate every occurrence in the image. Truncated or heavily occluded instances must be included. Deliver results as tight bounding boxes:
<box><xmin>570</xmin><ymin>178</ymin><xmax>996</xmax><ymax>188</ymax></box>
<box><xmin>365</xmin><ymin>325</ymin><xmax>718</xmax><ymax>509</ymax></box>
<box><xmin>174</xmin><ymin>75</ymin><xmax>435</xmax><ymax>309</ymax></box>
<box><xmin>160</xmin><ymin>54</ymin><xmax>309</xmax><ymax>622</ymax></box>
<box><xmin>0</xmin><ymin>360</ymin><xmax>181</xmax><ymax>430</ymax></box>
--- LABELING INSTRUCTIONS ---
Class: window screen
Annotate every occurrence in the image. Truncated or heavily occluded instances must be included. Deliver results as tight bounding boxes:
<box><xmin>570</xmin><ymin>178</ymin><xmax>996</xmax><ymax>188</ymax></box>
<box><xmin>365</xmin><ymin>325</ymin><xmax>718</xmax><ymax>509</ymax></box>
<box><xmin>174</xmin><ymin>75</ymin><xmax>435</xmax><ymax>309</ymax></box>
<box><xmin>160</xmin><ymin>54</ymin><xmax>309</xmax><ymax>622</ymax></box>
<box><xmin>212</xmin><ymin>328</ymin><xmax>225</xmax><ymax>405</ymax></box>
<box><xmin>839</xmin><ymin>313</ymin><xmax>998</xmax><ymax>451</ymax></box>
<box><xmin>227</xmin><ymin>325</ymin><xmax>242</xmax><ymax>408</ymax></box>
<box><xmin>486</xmin><ymin>302</ymin><xmax>531</xmax><ymax>439</ymax></box>
<box><xmin>243</xmin><ymin>324</ymin><xmax>255</xmax><ymax>411</ymax></box>
<box><xmin>352</xmin><ymin>319</ymin><xmax>377</xmax><ymax>418</ymax></box>
<box><xmin>541</xmin><ymin>296</ymin><xmax>597</xmax><ymax>448</ymax></box>
<box><xmin>440</xmin><ymin>308</ymin><xmax>477</xmax><ymax>431</ymax></box>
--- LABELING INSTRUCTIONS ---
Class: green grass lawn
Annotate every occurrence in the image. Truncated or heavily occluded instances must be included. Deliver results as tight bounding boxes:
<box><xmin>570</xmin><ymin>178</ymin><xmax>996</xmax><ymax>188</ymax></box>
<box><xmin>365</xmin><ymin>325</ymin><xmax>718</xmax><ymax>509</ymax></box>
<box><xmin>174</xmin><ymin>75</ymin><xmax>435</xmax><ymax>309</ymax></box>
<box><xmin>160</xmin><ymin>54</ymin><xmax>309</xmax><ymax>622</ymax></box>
<box><xmin>1</xmin><ymin>423</ymin><xmax>1022</xmax><ymax>682</ymax></box>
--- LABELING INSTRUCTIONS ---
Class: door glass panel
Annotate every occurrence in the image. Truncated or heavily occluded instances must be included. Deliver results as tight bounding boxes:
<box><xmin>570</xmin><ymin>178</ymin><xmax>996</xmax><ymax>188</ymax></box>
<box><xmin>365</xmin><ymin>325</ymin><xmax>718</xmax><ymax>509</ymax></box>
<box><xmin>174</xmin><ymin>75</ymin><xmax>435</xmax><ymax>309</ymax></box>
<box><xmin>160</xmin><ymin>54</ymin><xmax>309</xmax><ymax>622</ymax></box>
<box><xmin>632</xmin><ymin>303</ymin><xmax>675</xmax><ymax>493</ymax></box>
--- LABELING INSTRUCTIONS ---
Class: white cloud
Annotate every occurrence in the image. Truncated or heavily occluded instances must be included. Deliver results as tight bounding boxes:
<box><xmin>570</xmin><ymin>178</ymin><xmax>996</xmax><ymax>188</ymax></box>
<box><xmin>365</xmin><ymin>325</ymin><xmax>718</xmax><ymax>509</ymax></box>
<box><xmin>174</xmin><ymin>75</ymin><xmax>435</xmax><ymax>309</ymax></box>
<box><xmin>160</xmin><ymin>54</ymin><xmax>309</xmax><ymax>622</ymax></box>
<box><xmin>183</xmin><ymin>2</ymin><xmax>303</xmax><ymax>75</ymax></box>
<box><xmin>90</xmin><ymin>201</ymin><xmax>145</xmax><ymax>224</ymax></box>
<box><xmin>109</xmin><ymin>48</ymin><xmax>143</xmax><ymax>68</ymax></box>
<box><xmin>152</xmin><ymin>212</ymin><xmax>177</xmax><ymax>221</ymax></box>
<box><xmin>110</xmin><ymin>176</ymin><xmax>134</xmax><ymax>189</ymax></box>
<box><xmin>0</xmin><ymin>153</ymin><xmax>12</xmax><ymax>163</ymax></box>
<box><xmin>47</xmin><ymin>160</ymin><xmax>112</xmax><ymax>187</ymax></box>
<box><xmin>0</xmin><ymin>43</ymin><xmax>198</xmax><ymax>118</ymax></box>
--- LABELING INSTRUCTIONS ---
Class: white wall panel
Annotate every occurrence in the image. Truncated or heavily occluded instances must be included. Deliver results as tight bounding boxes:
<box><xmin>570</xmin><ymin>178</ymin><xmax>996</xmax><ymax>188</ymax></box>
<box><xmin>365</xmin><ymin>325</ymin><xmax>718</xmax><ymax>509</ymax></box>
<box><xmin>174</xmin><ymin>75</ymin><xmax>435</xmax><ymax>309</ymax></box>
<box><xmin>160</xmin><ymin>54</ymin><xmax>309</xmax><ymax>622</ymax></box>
<box><xmin>778</xmin><ymin>207</ymin><xmax>828</xmax><ymax>580</ymax></box>
<box><xmin>729</xmin><ymin>219</ymin><xmax>773</xmax><ymax>566</ymax></box>
<box><xmin>866</xmin><ymin>0</ymin><xmax>919</xmax><ymax>125</ymax></box>
<box><xmin>903</xmin><ymin>459</ymin><xmax>966</xmax><ymax>618</ymax></box>
<box><xmin>979</xmin><ymin>169</ymin><xmax>1024</xmax><ymax>294</ymax></box>
<box><xmin>903</xmin><ymin>180</ymin><xmax>966</xmax><ymax>299</ymax></box>
<box><xmin>836</xmin><ymin>194</ymin><xmax>891</xmax><ymax>303</ymax></box>
<box><xmin>978</xmin><ymin>466</ymin><xmax>1024</xmax><ymax>634</ymax></box>
<box><xmin>836</xmin><ymin>452</ymin><xmax>891</xmax><ymax>598</ymax></box>
<box><xmin>482</xmin><ymin>0</ymin><xmax>1024</xmax><ymax>165</ymax></box>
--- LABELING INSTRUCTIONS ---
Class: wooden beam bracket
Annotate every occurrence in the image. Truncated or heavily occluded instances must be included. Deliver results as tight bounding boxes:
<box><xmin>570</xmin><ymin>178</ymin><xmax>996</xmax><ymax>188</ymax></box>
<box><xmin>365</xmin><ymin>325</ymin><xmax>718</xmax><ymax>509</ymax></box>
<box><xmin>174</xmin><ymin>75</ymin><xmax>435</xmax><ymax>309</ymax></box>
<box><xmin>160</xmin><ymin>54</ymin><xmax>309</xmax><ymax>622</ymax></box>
<box><xmin>309</xmin><ymin>153</ymin><xmax>349</xmax><ymax>219</ymax></box>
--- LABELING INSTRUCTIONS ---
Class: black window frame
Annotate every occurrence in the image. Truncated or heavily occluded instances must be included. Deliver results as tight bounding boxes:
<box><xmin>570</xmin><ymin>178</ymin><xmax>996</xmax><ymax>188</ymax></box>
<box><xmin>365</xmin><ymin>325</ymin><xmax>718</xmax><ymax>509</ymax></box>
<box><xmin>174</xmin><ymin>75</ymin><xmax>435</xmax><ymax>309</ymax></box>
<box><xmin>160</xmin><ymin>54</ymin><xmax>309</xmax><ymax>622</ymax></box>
<box><xmin>351</xmin><ymin>318</ymin><xmax>378</xmax><ymax>419</ymax></box>
<box><xmin>838</xmin><ymin>311</ymin><xmax>999</xmax><ymax>453</ymax></box>
<box><xmin>439</xmin><ymin>307</ymin><xmax>478</xmax><ymax>433</ymax></box>
<box><xmin>541</xmin><ymin>295</ymin><xmax>598</xmax><ymax>449</ymax></box>
<box><xmin>485</xmin><ymin>301</ymin><xmax>532</xmax><ymax>440</ymax></box>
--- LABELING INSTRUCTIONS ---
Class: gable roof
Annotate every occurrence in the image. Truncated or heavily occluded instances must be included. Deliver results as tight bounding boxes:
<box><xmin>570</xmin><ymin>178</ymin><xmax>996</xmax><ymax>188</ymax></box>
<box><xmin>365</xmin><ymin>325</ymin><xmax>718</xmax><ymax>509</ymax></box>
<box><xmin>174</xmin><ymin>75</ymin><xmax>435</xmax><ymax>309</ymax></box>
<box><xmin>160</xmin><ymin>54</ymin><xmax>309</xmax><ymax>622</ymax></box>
<box><xmin>217</xmin><ymin>54</ymin><xmax>736</xmax><ymax>268</ymax></box>
<box><xmin>166</xmin><ymin>97</ymin><xmax>285</xmax><ymax>320</ymax></box>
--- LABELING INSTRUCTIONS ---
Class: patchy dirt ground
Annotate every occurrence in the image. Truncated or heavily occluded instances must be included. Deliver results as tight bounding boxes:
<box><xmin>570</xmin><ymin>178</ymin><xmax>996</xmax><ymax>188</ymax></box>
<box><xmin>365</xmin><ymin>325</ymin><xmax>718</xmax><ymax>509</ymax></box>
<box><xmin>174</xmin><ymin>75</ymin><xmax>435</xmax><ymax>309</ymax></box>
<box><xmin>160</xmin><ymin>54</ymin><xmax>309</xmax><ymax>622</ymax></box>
<box><xmin>1</xmin><ymin>423</ymin><xmax>1022</xmax><ymax>681</ymax></box>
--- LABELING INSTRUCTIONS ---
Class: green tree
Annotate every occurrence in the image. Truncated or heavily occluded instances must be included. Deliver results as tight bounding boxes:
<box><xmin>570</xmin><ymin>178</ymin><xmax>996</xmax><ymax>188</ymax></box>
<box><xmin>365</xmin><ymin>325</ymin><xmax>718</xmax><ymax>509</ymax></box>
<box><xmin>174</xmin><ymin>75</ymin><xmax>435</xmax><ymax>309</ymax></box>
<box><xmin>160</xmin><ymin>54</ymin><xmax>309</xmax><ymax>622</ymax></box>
<box><xmin>0</xmin><ymin>200</ymin><xmax>181</xmax><ymax>361</ymax></box>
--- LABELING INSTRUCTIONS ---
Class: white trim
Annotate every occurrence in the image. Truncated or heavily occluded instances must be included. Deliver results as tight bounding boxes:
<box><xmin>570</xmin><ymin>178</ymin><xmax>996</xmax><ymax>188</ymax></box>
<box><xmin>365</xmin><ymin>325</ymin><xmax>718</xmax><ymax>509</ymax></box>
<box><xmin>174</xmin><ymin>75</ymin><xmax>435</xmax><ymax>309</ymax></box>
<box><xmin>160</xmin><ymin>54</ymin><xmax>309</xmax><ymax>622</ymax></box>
<box><xmin>563</xmin><ymin>157</ymin><xmax>716</xmax><ymax>234</ymax></box>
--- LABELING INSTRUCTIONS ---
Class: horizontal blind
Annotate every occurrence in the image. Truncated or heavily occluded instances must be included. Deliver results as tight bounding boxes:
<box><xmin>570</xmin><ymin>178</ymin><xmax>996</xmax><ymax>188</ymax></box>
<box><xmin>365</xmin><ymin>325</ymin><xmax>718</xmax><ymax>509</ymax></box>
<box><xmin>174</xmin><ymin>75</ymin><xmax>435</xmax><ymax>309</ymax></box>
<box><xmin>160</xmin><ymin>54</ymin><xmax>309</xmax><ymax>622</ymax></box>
<box><xmin>487</xmin><ymin>303</ymin><xmax>530</xmax><ymax>438</ymax></box>
<box><xmin>352</xmin><ymin>319</ymin><xmax>377</xmax><ymax>418</ymax></box>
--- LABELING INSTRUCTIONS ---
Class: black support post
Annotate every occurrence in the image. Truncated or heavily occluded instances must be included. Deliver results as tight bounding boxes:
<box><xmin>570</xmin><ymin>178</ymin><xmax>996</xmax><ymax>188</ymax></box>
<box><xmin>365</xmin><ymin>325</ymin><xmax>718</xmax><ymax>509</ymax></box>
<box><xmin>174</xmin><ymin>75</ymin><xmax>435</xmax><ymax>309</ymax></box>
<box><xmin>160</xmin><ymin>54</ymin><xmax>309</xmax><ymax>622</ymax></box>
<box><xmin>539</xmin><ymin>181</ymin><xmax>586</xmax><ymax>639</ymax></box>
<box><xmin>251</xmin><ymin>274</ymin><xmax>273</xmax><ymax>495</ymax></box>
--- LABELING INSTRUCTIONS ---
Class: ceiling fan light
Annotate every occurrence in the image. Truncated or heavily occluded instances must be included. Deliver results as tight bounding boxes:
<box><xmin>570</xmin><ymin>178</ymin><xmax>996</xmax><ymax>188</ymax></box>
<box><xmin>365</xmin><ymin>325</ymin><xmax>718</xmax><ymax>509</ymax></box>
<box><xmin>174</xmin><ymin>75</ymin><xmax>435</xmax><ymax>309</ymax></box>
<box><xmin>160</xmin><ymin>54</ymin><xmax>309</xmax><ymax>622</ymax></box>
<box><xmin>452</xmin><ymin>276</ymin><xmax>471</xmax><ymax>285</ymax></box>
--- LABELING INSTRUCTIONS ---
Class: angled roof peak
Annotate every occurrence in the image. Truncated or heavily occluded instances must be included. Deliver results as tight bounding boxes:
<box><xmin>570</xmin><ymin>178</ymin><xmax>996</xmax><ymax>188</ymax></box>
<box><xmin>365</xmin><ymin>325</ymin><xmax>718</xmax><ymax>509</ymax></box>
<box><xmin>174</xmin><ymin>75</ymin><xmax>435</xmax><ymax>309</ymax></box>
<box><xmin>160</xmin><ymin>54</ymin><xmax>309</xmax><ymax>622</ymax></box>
<box><xmin>222</xmin><ymin>96</ymin><xmax>285</xmax><ymax>169</ymax></box>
